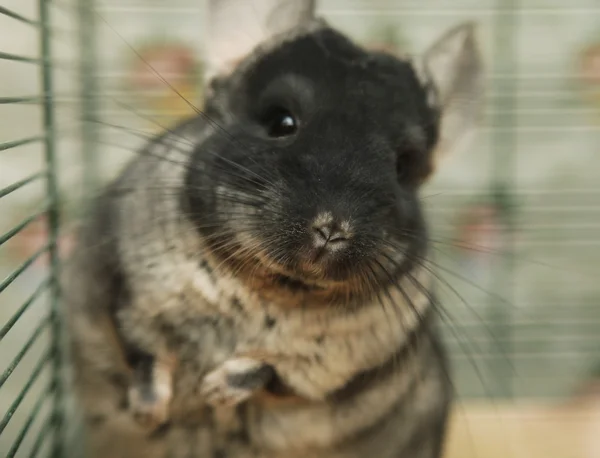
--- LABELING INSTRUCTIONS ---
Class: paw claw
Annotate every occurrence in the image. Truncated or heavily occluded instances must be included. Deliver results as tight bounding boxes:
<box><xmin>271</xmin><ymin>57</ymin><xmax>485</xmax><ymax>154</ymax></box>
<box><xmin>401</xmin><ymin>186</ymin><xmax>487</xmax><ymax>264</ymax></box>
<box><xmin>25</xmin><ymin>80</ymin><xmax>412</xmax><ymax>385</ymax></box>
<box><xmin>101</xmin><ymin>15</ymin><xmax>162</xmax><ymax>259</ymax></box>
<box><xmin>201</xmin><ymin>367</ymin><xmax>254</xmax><ymax>407</ymax></box>
<box><xmin>201</xmin><ymin>358</ymin><xmax>269</xmax><ymax>408</ymax></box>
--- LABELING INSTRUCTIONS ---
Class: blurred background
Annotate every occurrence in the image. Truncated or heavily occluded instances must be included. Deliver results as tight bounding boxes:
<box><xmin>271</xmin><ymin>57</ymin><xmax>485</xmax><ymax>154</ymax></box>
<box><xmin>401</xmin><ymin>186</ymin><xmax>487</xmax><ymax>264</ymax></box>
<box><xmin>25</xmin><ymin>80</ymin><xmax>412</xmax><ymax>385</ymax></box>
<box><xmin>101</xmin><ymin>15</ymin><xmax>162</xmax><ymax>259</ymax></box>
<box><xmin>0</xmin><ymin>0</ymin><xmax>599</xmax><ymax>457</ymax></box>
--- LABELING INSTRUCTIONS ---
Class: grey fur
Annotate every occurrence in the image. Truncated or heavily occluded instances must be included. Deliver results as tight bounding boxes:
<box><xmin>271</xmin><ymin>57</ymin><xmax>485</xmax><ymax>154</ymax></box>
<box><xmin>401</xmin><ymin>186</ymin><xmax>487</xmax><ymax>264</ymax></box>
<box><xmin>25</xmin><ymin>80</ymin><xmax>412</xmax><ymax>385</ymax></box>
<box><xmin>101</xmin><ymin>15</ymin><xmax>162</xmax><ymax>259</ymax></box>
<box><xmin>64</xmin><ymin>136</ymin><xmax>450</xmax><ymax>456</ymax></box>
<box><xmin>63</xmin><ymin>3</ymin><xmax>483</xmax><ymax>457</ymax></box>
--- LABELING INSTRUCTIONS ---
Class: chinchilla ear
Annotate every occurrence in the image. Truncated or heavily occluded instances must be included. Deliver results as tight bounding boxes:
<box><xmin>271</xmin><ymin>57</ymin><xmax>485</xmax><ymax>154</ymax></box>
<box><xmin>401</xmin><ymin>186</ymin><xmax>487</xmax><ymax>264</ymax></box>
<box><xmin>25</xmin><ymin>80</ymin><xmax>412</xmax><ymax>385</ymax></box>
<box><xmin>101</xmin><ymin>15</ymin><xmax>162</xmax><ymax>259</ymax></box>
<box><xmin>202</xmin><ymin>0</ymin><xmax>316</xmax><ymax>82</ymax></box>
<box><xmin>415</xmin><ymin>22</ymin><xmax>485</xmax><ymax>172</ymax></box>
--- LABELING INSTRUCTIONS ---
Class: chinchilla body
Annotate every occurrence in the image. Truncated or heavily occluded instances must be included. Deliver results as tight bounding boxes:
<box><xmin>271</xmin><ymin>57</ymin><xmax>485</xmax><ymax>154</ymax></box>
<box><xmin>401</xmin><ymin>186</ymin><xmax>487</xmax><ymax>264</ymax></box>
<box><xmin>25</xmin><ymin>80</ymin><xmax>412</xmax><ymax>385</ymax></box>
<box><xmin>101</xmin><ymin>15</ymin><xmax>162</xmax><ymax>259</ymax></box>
<box><xmin>63</xmin><ymin>1</ymin><xmax>484</xmax><ymax>457</ymax></box>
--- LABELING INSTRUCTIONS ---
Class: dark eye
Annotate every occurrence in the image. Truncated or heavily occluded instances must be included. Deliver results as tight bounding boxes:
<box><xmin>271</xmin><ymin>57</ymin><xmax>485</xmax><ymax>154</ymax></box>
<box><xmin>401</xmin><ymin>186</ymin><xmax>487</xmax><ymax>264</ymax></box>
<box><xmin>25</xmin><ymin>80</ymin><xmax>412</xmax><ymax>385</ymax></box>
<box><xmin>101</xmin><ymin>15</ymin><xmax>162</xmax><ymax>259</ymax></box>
<box><xmin>260</xmin><ymin>106</ymin><xmax>298</xmax><ymax>138</ymax></box>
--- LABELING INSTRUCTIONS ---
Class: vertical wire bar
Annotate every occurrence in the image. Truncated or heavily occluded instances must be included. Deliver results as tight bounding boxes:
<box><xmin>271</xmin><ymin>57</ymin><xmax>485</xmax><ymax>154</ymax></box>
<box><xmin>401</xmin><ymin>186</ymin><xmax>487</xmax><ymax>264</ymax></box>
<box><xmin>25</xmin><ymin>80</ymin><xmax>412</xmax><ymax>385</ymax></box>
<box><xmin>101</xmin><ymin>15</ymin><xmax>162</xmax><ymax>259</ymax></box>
<box><xmin>39</xmin><ymin>0</ymin><xmax>63</xmax><ymax>454</ymax></box>
<box><xmin>489</xmin><ymin>0</ymin><xmax>519</xmax><ymax>399</ymax></box>
<box><xmin>78</xmin><ymin>0</ymin><xmax>101</xmax><ymax>199</ymax></box>
<box><xmin>74</xmin><ymin>2</ymin><xmax>101</xmax><ymax>451</ymax></box>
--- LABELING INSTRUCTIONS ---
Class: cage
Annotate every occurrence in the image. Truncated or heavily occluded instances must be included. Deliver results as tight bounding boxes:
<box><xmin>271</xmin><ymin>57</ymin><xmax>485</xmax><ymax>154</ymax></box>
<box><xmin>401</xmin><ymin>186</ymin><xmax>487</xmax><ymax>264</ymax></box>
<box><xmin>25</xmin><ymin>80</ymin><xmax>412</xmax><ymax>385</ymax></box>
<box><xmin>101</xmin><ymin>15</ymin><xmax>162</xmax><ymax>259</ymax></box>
<box><xmin>0</xmin><ymin>0</ymin><xmax>599</xmax><ymax>457</ymax></box>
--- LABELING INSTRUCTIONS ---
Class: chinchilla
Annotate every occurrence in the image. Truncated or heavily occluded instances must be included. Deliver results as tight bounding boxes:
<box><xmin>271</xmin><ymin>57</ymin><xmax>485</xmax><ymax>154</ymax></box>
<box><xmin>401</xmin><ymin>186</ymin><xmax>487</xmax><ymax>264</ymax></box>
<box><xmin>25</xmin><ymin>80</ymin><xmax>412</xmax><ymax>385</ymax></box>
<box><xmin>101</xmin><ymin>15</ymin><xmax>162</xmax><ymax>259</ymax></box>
<box><xmin>63</xmin><ymin>1</ymin><xmax>484</xmax><ymax>457</ymax></box>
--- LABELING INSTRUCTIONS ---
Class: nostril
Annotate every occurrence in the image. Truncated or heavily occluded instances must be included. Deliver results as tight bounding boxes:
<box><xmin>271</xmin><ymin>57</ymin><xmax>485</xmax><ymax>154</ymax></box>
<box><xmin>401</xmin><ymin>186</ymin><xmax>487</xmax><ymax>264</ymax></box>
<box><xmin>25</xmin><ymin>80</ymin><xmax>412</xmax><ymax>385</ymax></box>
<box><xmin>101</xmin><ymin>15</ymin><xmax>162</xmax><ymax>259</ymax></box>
<box><xmin>311</xmin><ymin>213</ymin><xmax>352</xmax><ymax>251</ymax></box>
<box><xmin>313</xmin><ymin>226</ymin><xmax>331</xmax><ymax>242</ymax></box>
<box><xmin>312</xmin><ymin>223</ymin><xmax>349</xmax><ymax>249</ymax></box>
<box><xmin>328</xmin><ymin>232</ymin><xmax>348</xmax><ymax>244</ymax></box>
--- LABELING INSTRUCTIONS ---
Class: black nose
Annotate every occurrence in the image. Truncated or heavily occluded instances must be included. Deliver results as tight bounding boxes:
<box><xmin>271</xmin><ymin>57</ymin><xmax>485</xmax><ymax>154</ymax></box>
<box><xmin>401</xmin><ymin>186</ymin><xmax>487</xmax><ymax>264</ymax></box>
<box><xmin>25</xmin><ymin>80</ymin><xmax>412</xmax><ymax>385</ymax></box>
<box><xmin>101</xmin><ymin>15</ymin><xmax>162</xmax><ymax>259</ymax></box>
<box><xmin>312</xmin><ymin>221</ymin><xmax>350</xmax><ymax>250</ymax></box>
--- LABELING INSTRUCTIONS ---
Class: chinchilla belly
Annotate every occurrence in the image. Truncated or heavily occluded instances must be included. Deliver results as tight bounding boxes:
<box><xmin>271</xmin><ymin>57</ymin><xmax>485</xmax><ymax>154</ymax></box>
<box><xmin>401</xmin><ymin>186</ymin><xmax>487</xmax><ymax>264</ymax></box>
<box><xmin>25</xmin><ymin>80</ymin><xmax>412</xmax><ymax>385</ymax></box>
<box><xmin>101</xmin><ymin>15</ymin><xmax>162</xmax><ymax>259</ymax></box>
<box><xmin>158</xmin><ymin>328</ymin><xmax>451</xmax><ymax>458</ymax></box>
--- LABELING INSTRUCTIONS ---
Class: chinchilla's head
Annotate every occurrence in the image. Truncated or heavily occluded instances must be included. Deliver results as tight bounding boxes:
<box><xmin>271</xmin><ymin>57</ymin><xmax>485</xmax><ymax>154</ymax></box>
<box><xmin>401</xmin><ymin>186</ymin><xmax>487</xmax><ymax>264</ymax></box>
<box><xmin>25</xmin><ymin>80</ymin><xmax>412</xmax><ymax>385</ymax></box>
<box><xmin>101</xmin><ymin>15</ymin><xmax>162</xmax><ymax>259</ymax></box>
<box><xmin>183</xmin><ymin>0</ymin><xmax>484</xmax><ymax>299</ymax></box>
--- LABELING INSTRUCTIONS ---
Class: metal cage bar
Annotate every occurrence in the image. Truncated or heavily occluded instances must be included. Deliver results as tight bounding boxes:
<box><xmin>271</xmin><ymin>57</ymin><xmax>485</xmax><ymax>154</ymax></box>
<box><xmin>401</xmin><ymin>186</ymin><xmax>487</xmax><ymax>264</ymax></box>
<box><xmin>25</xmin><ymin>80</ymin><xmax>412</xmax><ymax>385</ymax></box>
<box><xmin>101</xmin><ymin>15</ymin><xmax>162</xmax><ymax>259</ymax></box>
<box><xmin>0</xmin><ymin>136</ymin><xmax>46</xmax><ymax>152</ymax></box>
<box><xmin>0</xmin><ymin>0</ymin><xmax>64</xmax><ymax>456</ymax></box>
<box><xmin>38</xmin><ymin>0</ymin><xmax>64</xmax><ymax>456</ymax></box>
<box><xmin>488</xmin><ymin>0</ymin><xmax>519</xmax><ymax>400</ymax></box>
<box><xmin>78</xmin><ymin>0</ymin><xmax>101</xmax><ymax>198</ymax></box>
<box><xmin>0</xmin><ymin>5</ymin><xmax>42</xmax><ymax>27</ymax></box>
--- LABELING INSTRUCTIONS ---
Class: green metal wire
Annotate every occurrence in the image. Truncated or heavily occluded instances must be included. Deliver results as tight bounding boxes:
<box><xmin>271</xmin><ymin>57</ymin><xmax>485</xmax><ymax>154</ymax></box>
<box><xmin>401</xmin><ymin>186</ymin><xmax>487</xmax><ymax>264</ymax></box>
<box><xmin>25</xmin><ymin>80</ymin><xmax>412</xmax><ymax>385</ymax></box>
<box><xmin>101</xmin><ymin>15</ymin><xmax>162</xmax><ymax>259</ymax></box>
<box><xmin>78</xmin><ymin>0</ymin><xmax>101</xmax><ymax>197</ymax></box>
<box><xmin>5</xmin><ymin>383</ymin><xmax>54</xmax><ymax>458</ymax></box>
<box><xmin>39</xmin><ymin>0</ymin><xmax>64</xmax><ymax>456</ymax></box>
<box><xmin>0</xmin><ymin>172</ymin><xmax>47</xmax><ymax>199</ymax></box>
<box><xmin>0</xmin><ymin>278</ymin><xmax>51</xmax><ymax>340</ymax></box>
<box><xmin>487</xmin><ymin>0</ymin><xmax>519</xmax><ymax>400</ymax></box>
<box><xmin>28</xmin><ymin>415</ymin><xmax>54</xmax><ymax>458</ymax></box>
<box><xmin>0</xmin><ymin>0</ymin><xmax>67</xmax><ymax>454</ymax></box>
<box><xmin>0</xmin><ymin>316</ymin><xmax>51</xmax><ymax>389</ymax></box>
<box><xmin>0</xmin><ymin>51</ymin><xmax>42</xmax><ymax>64</ymax></box>
<box><xmin>0</xmin><ymin>123</ymin><xmax>52</xmax><ymax>455</ymax></box>
<box><xmin>0</xmin><ymin>244</ymin><xmax>51</xmax><ymax>295</ymax></box>
<box><xmin>0</xmin><ymin>96</ymin><xmax>44</xmax><ymax>104</ymax></box>
<box><xmin>0</xmin><ymin>136</ymin><xmax>46</xmax><ymax>152</ymax></box>
<box><xmin>0</xmin><ymin>204</ymin><xmax>50</xmax><ymax>247</ymax></box>
<box><xmin>0</xmin><ymin>5</ymin><xmax>41</xmax><ymax>27</ymax></box>
<box><xmin>0</xmin><ymin>347</ymin><xmax>53</xmax><ymax>436</ymax></box>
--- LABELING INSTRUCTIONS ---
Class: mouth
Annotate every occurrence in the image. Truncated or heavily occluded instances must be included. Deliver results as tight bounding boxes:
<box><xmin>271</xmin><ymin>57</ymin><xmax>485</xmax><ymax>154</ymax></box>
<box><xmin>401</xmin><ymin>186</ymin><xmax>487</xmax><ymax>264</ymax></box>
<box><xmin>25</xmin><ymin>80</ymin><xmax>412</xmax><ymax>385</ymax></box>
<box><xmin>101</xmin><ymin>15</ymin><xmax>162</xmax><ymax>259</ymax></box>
<box><xmin>253</xmin><ymin>250</ymin><xmax>338</xmax><ymax>289</ymax></box>
<box><xmin>239</xmin><ymin>242</ymin><xmax>363</xmax><ymax>295</ymax></box>
<box><xmin>206</xmin><ymin>235</ymin><xmax>334</xmax><ymax>291</ymax></box>
<box><xmin>208</xmin><ymin>229</ymin><xmax>411</xmax><ymax>298</ymax></box>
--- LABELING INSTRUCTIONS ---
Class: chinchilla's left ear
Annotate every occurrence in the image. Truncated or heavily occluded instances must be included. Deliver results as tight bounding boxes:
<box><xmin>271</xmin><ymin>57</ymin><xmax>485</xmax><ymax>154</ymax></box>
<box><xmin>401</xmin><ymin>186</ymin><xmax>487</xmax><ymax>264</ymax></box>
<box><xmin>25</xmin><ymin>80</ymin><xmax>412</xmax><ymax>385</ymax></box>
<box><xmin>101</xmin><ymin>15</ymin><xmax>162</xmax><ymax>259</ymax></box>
<box><xmin>202</xmin><ymin>0</ymin><xmax>316</xmax><ymax>82</ymax></box>
<box><xmin>416</xmin><ymin>22</ymin><xmax>485</xmax><ymax>169</ymax></box>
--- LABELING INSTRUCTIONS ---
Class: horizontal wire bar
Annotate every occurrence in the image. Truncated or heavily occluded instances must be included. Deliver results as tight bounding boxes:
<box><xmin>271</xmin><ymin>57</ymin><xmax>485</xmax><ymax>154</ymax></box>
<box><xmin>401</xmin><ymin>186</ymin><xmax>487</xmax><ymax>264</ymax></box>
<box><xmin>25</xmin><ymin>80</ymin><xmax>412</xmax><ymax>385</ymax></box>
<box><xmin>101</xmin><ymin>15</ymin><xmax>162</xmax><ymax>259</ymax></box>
<box><xmin>0</xmin><ymin>6</ymin><xmax>40</xmax><ymax>26</ymax></box>
<box><xmin>0</xmin><ymin>93</ymin><xmax>86</xmax><ymax>106</ymax></box>
<box><xmin>450</xmin><ymin>350</ymin><xmax>600</xmax><ymax>358</ymax></box>
<box><xmin>441</xmin><ymin>319</ymin><xmax>600</xmax><ymax>328</ymax></box>
<box><xmin>0</xmin><ymin>347</ymin><xmax>53</xmax><ymax>435</ymax></box>
<box><xmin>443</xmin><ymin>336</ymin><xmax>600</xmax><ymax>346</ymax></box>
<box><xmin>28</xmin><ymin>414</ymin><xmax>53</xmax><ymax>458</ymax></box>
<box><xmin>0</xmin><ymin>51</ymin><xmax>41</xmax><ymax>64</ymax></box>
<box><xmin>0</xmin><ymin>57</ymin><xmax>76</xmax><ymax>71</ymax></box>
<box><xmin>4</xmin><ymin>93</ymin><xmax>93</xmax><ymax>105</ymax></box>
<box><xmin>0</xmin><ymin>172</ymin><xmax>46</xmax><ymax>199</ymax></box>
<box><xmin>0</xmin><ymin>316</ymin><xmax>51</xmax><ymax>389</ymax></box>
<box><xmin>94</xmin><ymin>4</ymin><xmax>600</xmax><ymax>15</ymax></box>
<box><xmin>0</xmin><ymin>136</ymin><xmax>45</xmax><ymax>152</ymax></box>
<box><xmin>95</xmin><ymin>104</ymin><xmax>600</xmax><ymax>116</ymax></box>
<box><xmin>0</xmin><ymin>96</ymin><xmax>43</xmax><ymax>104</ymax></box>
<box><xmin>5</xmin><ymin>381</ymin><xmax>54</xmax><ymax>458</ymax></box>
<box><xmin>0</xmin><ymin>243</ymin><xmax>51</xmax><ymax>295</ymax></box>
<box><xmin>325</xmin><ymin>7</ymin><xmax>600</xmax><ymax>16</ymax></box>
<box><xmin>0</xmin><ymin>204</ymin><xmax>49</xmax><ymax>247</ymax></box>
<box><xmin>0</xmin><ymin>278</ymin><xmax>51</xmax><ymax>341</ymax></box>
